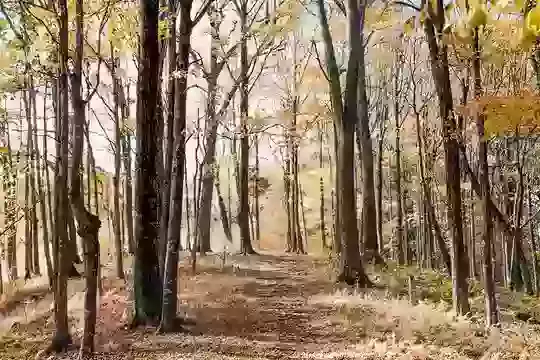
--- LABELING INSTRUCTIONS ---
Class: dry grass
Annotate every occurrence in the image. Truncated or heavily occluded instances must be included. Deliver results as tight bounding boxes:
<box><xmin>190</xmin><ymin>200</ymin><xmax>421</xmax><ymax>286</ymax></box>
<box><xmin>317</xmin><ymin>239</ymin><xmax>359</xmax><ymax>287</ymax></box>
<box><xmin>1</xmin><ymin>253</ymin><xmax>540</xmax><ymax>359</ymax></box>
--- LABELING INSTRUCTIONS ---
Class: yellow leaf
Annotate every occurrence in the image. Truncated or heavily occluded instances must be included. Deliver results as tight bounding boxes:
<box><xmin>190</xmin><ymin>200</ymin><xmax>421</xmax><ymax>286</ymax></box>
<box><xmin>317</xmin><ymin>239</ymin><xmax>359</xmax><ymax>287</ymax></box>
<box><xmin>514</xmin><ymin>0</ymin><xmax>526</xmax><ymax>12</ymax></box>
<box><xmin>403</xmin><ymin>16</ymin><xmax>416</xmax><ymax>35</ymax></box>
<box><xmin>468</xmin><ymin>5</ymin><xmax>488</xmax><ymax>28</ymax></box>
<box><xmin>527</xmin><ymin>4</ymin><xmax>540</xmax><ymax>35</ymax></box>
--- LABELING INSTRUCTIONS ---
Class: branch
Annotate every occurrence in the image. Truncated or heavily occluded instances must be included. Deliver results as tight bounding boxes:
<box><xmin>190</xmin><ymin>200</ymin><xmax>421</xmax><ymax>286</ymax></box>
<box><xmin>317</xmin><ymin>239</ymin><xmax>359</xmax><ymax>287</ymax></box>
<box><xmin>393</xmin><ymin>0</ymin><xmax>421</xmax><ymax>11</ymax></box>
<box><xmin>192</xmin><ymin>0</ymin><xmax>212</xmax><ymax>27</ymax></box>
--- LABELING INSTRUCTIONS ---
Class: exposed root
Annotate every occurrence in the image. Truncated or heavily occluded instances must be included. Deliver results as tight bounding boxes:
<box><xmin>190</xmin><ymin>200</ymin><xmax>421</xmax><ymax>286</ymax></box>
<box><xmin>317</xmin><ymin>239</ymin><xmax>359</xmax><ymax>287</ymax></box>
<box><xmin>337</xmin><ymin>270</ymin><xmax>375</xmax><ymax>288</ymax></box>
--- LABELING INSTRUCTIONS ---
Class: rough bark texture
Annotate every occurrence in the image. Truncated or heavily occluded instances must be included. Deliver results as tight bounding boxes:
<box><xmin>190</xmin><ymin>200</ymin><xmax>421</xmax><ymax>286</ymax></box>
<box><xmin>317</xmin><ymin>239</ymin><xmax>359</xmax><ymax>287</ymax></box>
<box><xmin>133</xmin><ymin>0</ymin><xmax>163</xmax><ymax>326</ymax></box>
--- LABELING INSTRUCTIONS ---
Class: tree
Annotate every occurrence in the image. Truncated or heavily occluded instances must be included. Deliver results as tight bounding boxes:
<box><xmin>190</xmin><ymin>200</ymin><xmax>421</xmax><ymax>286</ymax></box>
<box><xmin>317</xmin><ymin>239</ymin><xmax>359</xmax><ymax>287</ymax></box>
<box><xmin>315</xmin><ymin>0</ymin><xmax>373</xmax><ymax>286</ymax></box>
<box><xmin>69</xmin><ymin>0</ymin><xmax>102</xmax><ymax>352</ymax></box>
<box><xmin>160</xmin><ymin>0</ymin><xmax>210</xmax><ymax>332</ymax></box>
<box><xmin>133</xmin><ymin>0</ymin><xmax>163</xmax><ymax>327</ymax></box>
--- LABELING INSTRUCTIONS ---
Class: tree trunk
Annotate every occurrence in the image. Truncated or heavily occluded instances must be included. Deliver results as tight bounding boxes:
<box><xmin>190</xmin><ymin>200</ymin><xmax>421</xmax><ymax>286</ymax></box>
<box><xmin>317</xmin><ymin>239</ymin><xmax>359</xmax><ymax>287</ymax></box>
<box><xmin>414</xmin><ymin>110</ymin><xmax>451</xmax><ymax>274</ymax></box>
<box><xmin>197</xmin><ymin>3</ymin><xmax>220</xmax><ymax>254</ymax></box>
<box><xmin>338</xmin><ymin>0</ymin><xmax>372</xmax><ymax>286</ymax></box>
<box><xmin>23</xmin><ymin>87</ymin><xmax>34</xmax><ymax>279</ymax></box>
<box><xmin>473</xmin><ymin>28</ymin><xmax>498</xmax><ymax>326</ymax></box>
<box><xmin>357</xmin><ymin>27</ymin><xmax>382</xmax><ymax>266</ymax></box>
<box><xmin>160</xmin><ymin>0</ymin><xmax>189</xmax><ymax>332</ymax></box>
<box><xmin>238</xmin><ymin>1</ymin><xmax>255</xmax><ymax>255</ymax></box>
<box><xmin>4</xmin><ymin>119</ymin><xmax>17</xmax><ymax>281</ymax></box>
<box><xmin>39</xmin><ymin>81</ymin><xmax>54</xmax><ymax>285</ymax></box>
<box><xmin>122</xmin><ymin>84</ymin><xmax>135</xmax><ymax>255</ymax></box>
<box><xmin>423</xmin><ymin>2</ymin><xmax>469</xmax><ymax>314</ymax></box>
<box><xmin>254</xmin><ymin>133</ymin><xmax>261</xmax><ymax>243</ymax></box>
<box><xmin>46</xmin><ymin>0</ymin><xmax>72</xmax><ymax>350</ymax></box>
<box><xmin>394</xmin><ymin>67</ymin><xmax>405</xmax><ymax>265</ymax></box>
<box><xmin>528</xmin><ymin>177</ymin><xmax>539</xmax><ymax>296</ymax></box>
<box><xmin>159</xmin><ymin>6</ymin><xmax>177</xmax><ymax>266</ymax></box>
<box><xmin>214</xmin><ymin>164</ymin><xmax>233</xmax><ymax>242</ymax></box>
<box><xmin>318</xmin><ymin>119</ymin><xmax>327</xmax><ymax>250</ymax></box>
<box><xmin>376</xmin><ymin>103</ymin><xmax>387</xmax><ymax>255</ymax></box>
<box><xmin>69</xmin><ymin>1</ymin><xmax>103</xmax><ymax>354</ymax></box>
<box><xmin>112</xmin><ymin>55</ymin><xmax>125</xmax><ymax>280</ymax></box>
<box><xmin>31</xmin><ymin>77</ymin><xmax>52</xmax><ymax>282</ymax></box>
<box><xmin>133</xmin><ymin>0</ymin><xmax>163</xmax><ymax>326</ymax></box>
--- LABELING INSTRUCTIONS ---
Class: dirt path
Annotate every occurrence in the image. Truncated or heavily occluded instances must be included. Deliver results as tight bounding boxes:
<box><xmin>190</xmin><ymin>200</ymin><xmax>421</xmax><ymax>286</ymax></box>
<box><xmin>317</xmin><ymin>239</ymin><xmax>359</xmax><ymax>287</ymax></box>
<box><xmin>0</xmin><ymin>252</ymin><xmax>512</xmax><ymax>359</ymax></box>
<box><xmin>127</xmin><ymin>253</ymin><xmax>366</xmax><ymax>359</ymax></box>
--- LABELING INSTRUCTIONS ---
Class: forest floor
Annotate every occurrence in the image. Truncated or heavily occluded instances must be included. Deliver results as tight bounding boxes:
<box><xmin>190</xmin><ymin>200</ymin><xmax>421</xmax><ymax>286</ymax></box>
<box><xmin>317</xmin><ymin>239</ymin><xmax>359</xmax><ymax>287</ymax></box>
<box><xmin>1</xmin><ymin>252</ymin><xmax>540</xmax><ymax>359</ymax></box>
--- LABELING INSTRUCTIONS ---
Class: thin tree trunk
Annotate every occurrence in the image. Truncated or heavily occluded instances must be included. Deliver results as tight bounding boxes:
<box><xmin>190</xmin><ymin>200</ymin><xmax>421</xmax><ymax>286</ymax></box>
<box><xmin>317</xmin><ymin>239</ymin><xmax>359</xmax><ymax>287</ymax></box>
<box><xmin>394</xmin><ymin>66</ymin><xmax>405</xmax><ymax>265</ymax></box>
<box><xmin>69</xmin><ymin>0</ymin><xmax>103</xmax><ymax>353</ymax></box>
<box><xmin>376</xmin><ymin>103</ymin><xmax>386</xmax><ymax>255</ymax></box>
<box><xmin>45</xmin><ymin>0</ymin><xmax>72</xmax><ymax>349</ymax></box>
<box><xmin>123</xmin><ymin>84</ymin><xmax>135</xmax><ymax>254</ymax></box>
<box><xmin>41</xmin><ymin>81</ymin><xmax>54</xmax><ymax>285</ymax></box>
<box><xmin>424</xmin><ymin>0</ymin><xmax>469</xmax><ymax>314</ymax></box>
<box><xmin>528</xmin><ymin>177</ymin><xmax>539</xmax><ymax>296</ymax></box>
<box><xmin>317</xmin><ymin>118</ymin><xmax>327</xmax><ymax>250</ymax></box>
<box><xmin>238</xmin><ymin>1</ymin><xmax>255</xmax><ymax>255</ymax></box>
<box><xmin>4</xmin><ymin>117</ymin><xmax>17</xmax><ymax>281</ymax></box>
<box><xmin>112</xmin><ymin>55</ymin><xmax>124</xmax><ymax>280</ymax></box>
<box><xmin>23</xmin><ymin>87</ymin><xmax>34</xmax><ymax>279</ymax></box>
<box><xmin>159</xmin><ymin>7</ymin><xmax>177</xmax><ymax>266</ymax></box>
<box><xmin>31</xmin><ymin>77</ymin><xmax>51</xmax><ymax>282</ymax></box>
<box><xmin>160</xmin><ymin>0</ymin><xmax>189</xmax><ymax>332</ymax></box>
<box><xmin>254</xmin><ymin>133</ymin><xmax>260</xmax><ymax>242</ymax></box>
<box><xmin>214</xmin><ymin>164</ymin><xmax>233</xmax><ymax>242</ymax></box>
<box><xmin>473</xmin><ymin>26</ymin><xmax>498</xmax><ymax>325</ymax></box>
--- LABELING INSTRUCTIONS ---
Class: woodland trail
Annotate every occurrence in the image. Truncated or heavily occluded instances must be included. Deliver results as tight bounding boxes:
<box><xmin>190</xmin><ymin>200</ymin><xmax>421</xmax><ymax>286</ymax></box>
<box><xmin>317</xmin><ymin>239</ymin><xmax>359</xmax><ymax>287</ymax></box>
<box><xmin>0</xmin><ymin>252</ymin><xmax>517</xmax><ymax>359</ymax></box>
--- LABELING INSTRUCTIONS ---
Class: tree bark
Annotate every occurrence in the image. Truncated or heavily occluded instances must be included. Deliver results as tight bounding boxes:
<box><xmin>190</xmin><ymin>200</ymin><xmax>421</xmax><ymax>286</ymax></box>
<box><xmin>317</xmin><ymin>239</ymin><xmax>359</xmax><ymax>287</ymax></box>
<box><xmin>159</xmin><ymin>4</ymin><xmax>177</xmax><ymax>265</ymax></box>
<box><xmin>357</xmin><ymin>20</ymin><xmax>382</xmax><ymax>265</ymax></box>
<box><xmin>473</xmin><ymin>27</ymin><xmax>498</xmax><ymax>326</ymax></box>
<box><xmin>394</xmin><ymin>60</ymin><xmax>405</xmax><ymax>265</ymax></box>
<box><xmin>197</xmin><ymin>1</ymin><xmax>220</xmax><ymax>254</ymax></box>
<box><xmin>238</xmin><ymin>0</ymin><xmax>255</xmax><ymax>255</ymax></box>
<box><xmin>46</xmin><ymin>0</ymin><xmax>72</xmax><ymax>350</ymax></box>
<box><xmin>160</xmin><ymin>0</ymin><xmax>189</xmax><ymax>332</ymax></box>
<box><xmin>112</xmin><ymin>55</ymin><xmax>124</xmax><ymax>280</ymax></box>
<box><xmin>423</xmin><ymin>0</ymin><xmax>469</xmax><ymax>314</ymax></box>
<box><xmin>133</xmin><ymin>0</ymin><xmax>163</xmax><ymax>327</ymax></box>
<box><xmin>69</xmin><ymin>0</ymin><xmax>103</xmax><ymax>354</ymax></box>
<box><xmin>31</xmin><ymin>77</ymin><xmax>52</xmax><ymax>282</ymax></box>
<box><xmin>122</xmin><ymin>84</ymin><xmax>135</xmax><ymax>255</ymax></box>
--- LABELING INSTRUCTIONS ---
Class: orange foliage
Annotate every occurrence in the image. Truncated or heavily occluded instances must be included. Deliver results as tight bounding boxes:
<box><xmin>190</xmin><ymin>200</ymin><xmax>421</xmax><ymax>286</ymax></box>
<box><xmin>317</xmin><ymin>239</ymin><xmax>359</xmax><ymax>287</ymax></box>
<box><xmin>458</xmin><ymin>89</ymin><xmax>540</xmax><ymax>136</ymax></box>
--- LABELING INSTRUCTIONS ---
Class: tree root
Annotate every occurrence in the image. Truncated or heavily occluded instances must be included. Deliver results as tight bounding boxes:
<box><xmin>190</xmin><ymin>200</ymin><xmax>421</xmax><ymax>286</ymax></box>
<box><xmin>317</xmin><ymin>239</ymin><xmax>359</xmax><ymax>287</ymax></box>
<box><xmin>337</xmin><ymin>270</ymin><xmax>375</xmax><ymax>288</ymax></box>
